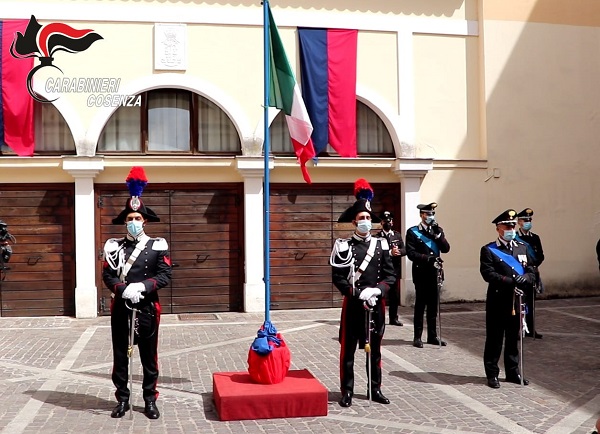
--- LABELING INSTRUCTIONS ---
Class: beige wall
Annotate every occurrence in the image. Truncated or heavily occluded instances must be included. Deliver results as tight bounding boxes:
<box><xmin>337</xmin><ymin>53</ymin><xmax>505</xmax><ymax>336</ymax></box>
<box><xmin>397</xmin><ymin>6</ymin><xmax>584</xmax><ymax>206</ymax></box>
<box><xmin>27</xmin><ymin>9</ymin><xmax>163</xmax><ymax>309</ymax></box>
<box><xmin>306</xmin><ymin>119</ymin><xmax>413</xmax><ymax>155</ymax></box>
<box><xmin>414</xmin><ymin>34</ymin><xmax>481</xmax><ymax>160</ymax></box>
<box><xmin>478</xmin><ymin>1</ymin><xmax>600</xmax><ymax>295</ymax></box>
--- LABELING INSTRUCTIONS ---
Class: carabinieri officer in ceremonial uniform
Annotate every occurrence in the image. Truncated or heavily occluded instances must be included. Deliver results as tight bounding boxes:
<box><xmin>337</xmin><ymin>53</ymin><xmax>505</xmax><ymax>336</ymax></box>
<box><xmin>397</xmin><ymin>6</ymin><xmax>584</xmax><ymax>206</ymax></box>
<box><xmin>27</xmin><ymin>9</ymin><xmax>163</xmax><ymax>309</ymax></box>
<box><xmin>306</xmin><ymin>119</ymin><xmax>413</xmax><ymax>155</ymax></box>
<box><xmin>516</xmin><ymin>208</ymin><xmax>545</xmax><ymax>338</ymax></box>
<box><xmin>480</xmin><ymin>209</ymin><xmax>535</xmax><ymax>388</ymax></box>
<box><xmin>103</xmin><ymin>167</ymin><xmax>172</xmax><ymax>419</ymax></box>
<box><xmin>331</xmin><ymin>179</ymin><xmax>396</xmax><ymax>408</ymax></box>
<box><xmin>405</xmin><ymin>202</ymin><xmax>450</xmax><ymax>348</ymax></box>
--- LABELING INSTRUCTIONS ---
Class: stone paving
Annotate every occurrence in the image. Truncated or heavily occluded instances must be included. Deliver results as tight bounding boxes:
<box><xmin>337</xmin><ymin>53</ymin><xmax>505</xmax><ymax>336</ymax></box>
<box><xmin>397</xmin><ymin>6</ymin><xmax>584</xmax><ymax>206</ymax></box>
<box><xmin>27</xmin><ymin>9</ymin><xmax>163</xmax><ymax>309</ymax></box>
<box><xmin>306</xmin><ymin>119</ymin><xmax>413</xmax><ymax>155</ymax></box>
<box><xmin>0</xmin><ymin>296</ymin><xmax>598</xmax><ymax>434</ymax></box>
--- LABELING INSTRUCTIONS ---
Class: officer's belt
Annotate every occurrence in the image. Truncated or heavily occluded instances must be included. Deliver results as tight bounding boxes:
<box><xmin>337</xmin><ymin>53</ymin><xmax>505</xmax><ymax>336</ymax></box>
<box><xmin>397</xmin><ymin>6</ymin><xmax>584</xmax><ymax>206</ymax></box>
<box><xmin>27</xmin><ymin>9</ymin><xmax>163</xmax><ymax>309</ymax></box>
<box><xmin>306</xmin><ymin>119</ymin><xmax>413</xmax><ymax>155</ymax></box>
<box><xmin>120</xmin><ymin>235</ymin><xmax>150</xmax><ymax>282</ymax></box>
<box><xmin>350</xmin><ymin>237</ymin><xmax>378</xmax><ymax>285</ymax></box>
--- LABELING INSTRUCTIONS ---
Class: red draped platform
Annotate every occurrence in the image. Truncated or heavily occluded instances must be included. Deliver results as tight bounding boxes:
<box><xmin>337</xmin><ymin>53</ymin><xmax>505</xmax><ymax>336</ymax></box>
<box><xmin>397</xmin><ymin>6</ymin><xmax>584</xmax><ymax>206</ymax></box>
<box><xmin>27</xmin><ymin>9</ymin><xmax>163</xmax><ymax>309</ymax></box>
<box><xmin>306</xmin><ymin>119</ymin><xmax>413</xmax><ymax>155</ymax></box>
<box><xmin>212</xmin><ymin>369</ymin><xmax>328</xmax><ymax>421</ymax></box>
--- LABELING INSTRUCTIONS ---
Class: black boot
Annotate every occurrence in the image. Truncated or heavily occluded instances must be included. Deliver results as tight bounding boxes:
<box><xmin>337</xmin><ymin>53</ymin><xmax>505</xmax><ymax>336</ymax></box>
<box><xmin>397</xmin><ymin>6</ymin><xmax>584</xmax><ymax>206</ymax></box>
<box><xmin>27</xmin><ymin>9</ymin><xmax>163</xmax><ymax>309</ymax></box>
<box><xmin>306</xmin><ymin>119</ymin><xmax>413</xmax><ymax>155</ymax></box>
<box><xmin>144</xmin><ymin>401</ymin><xmax>160</xmax><ymax>419</ymax></box>
<box><xmin>339</xmin><ymin>391</ymin><xmax>352</xmax><ymax>407</ymax></box>
<box><xmin>389</xmin><ymin>317</ymin><xmax>403</xmax><ymax>326</ymax></box>
<box><xmin>110</xmin><ymin>401</ymin><xmax>130</xmax><ymax>418</ymax></box>
<box><xmin>371</xmin><ymin>390</ymin><xmax>390</xmax><ymax>404</ymax></box>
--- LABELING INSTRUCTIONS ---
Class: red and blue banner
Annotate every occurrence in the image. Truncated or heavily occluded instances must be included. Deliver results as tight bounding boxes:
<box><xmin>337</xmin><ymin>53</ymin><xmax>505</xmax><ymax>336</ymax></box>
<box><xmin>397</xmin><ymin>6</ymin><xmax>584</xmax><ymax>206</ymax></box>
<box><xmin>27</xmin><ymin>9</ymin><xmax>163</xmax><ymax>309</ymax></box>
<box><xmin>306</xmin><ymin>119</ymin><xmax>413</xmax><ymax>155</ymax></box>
<box><xmin>0</xmin><ymin>19</ymin><xmax>34</xmax><ymax>156</ymax></box>
<box><xmin>298</xmin><ymin>28</ymin><xmax>358</xmax><ymax>158</ymax></box>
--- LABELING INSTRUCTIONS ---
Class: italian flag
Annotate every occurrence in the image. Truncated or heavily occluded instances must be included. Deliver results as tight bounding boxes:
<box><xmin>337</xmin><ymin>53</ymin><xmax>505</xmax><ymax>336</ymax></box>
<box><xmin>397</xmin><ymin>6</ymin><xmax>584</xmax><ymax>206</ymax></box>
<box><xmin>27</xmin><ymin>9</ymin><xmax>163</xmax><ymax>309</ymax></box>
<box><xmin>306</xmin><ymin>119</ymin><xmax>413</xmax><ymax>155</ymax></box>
<box><xmin>267</xmin><ymin>6</ymin><xmax>316</xmax><ymax>184</ymax></box>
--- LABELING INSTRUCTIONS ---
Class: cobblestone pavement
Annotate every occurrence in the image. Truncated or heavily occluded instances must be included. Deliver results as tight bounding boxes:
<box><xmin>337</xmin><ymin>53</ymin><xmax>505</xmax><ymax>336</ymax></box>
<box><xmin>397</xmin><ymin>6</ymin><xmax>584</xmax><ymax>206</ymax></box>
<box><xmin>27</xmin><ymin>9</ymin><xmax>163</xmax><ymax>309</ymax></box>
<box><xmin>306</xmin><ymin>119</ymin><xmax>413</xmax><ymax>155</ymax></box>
<box><xmin>0</xmin><ymin>296</ymin><xmax>598</xmax><ymax>434</ymax></box>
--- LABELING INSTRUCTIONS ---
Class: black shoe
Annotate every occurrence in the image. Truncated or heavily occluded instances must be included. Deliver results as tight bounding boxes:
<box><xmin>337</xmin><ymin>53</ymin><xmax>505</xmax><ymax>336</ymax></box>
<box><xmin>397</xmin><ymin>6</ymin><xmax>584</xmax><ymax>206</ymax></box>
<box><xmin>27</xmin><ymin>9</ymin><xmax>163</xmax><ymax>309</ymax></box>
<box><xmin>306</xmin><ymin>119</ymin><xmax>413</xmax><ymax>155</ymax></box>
<box><xmin>487</xmin><ymin>377</ymin><xmax>500</xmax><ymax>389</ymax></box>
<box><xmin>390</xmin><ymin>319</ymin><xmax>404</xmax><ymax>326</ymax></box>
<box><xmin>427</xmin><ymin>337</ymin><xmax>447</xmax><ymax>346</ymax></box>
<box><xmin>144</xmin><ymin>401</ymin><xmax>160</xmax><ymax>419</ymax></box>
<box><xmin>339</xmin><ymin>391</ymin><xmax>352</xmax><ymax>407</ymax></box>
<box><xmin>371</xmin><ymin>390</ymin><xmax>390</xmax><ymax>404</ymax></box>
<box><xmin>110</xmin><ymin>401</ymin><xmax>130</xmax><ymax>418</ymax></box>
<box><xmin>526</xmin><ymin>332</ymin><xmax>543</xmax><ymax>339</ymax></box>
<box><xmin>506</xmin><ymin>375</ymin><xmax>529</xmax><ymax>386</ymax></box>
<box><xmin>413</xmin><ymin>338</ymin><xmax>423</xmax><ymax>348</ymax></box>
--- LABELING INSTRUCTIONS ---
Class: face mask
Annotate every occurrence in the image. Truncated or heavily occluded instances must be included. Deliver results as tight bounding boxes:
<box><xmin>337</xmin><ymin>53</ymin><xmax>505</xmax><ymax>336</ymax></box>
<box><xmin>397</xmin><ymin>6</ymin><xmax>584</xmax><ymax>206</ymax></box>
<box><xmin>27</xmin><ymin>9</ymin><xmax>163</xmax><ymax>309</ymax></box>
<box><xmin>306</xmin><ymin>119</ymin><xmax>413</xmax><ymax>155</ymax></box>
<box><xmin>382</xmin><ymin>222</ymin><xmax>392</xmax><ymax>231</ymax></box>
<box><xmin>425</xmin><ymin>215</ymin><xmax>436</xmax><ymax>225</ymax></box>
<box><xmin>502</xmin><ymin>229</ymin><xmax>516</xmax><ymax>242</ymax></box>
<box><xmin>356</xmin><ymin>219</ymin><xmax>372</xmax><ymax>234</ymax></box>
<box><xmin>127</xmin><ymin>220</ymin><xmax>144</xmax><ymax>237</ymax></box>
<box><xmin>522</xmin><ymin>222</ymin><xmax>532</xmax><ymax>231</ymax></box>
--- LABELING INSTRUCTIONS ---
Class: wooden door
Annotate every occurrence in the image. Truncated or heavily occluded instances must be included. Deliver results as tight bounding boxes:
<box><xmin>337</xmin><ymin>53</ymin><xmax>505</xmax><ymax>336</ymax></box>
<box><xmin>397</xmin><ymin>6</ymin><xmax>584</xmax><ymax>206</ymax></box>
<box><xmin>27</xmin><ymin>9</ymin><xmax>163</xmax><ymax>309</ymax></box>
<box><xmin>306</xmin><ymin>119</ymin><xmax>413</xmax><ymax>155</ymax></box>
<box><xmin>96</xmin><ymin>184</ymin><xmax>243</xmax><ymax>315</ymax></box>
<box><xmin>269</xmin><ymin>183</ymin><xmax>401</xmax><ymax>310</ymax></box>
<box><xmin>0</xmin><ymin>186</ymin><xmax>75</xmax><ymax>316</ymax></box>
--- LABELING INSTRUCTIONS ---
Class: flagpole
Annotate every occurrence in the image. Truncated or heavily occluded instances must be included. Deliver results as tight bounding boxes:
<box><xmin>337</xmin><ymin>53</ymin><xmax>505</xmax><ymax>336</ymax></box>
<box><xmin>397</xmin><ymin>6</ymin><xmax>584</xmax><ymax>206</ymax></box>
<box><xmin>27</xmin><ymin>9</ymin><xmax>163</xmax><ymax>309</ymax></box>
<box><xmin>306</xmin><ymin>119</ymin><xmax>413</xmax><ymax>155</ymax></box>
<box><xmin>263</xmin><ymin>0</ymin><xmax>271</xmax><ymax>323</ymax></box>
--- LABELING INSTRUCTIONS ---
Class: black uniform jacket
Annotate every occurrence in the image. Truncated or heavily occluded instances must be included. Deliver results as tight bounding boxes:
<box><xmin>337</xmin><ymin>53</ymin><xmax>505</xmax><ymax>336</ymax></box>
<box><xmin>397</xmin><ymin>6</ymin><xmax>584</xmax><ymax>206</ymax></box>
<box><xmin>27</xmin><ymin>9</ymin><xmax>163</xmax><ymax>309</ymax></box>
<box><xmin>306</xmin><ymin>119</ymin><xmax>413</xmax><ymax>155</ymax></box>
<box><xmin>517</xmin><ymin>229</ymin><xmax>544</xmax><ymax>267</ymax></box>
<box><xmin>405</xmin><ymin>223</ymin><xmax>450</xmax><ymax>284</ymax></box>
<box><xmin>480</xmin><ymin>239</ymin><xmax>535</xmax><ymax>305</ymax></box>
<box><xmin>376</xmin><ymin>229</ymin><xmax>406</xmax><ymax>276</ymax></box>
<box><xmin>332</xmin><ymin>234</ymin><xmax>396</xmax><ymax>299</ymax></box>
<box><xmin>103</xmin><ymin>235</ymin><xmax>172</xmax><ymax>304</ymax></box>
<box><xmin>332</xmin><ymin>234</ymin><xmax>396</xmax><ymax>339</ymax></box>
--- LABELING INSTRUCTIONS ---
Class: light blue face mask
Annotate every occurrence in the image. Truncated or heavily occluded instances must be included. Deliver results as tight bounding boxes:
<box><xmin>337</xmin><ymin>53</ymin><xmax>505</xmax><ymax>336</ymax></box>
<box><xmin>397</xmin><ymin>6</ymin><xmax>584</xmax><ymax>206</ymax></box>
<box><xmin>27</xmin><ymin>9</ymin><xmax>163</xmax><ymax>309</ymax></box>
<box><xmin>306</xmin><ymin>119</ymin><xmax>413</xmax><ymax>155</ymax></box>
<box><xmin>127</xmin><ymin>220</ymin><xmax>144</xmax><ymax>237</ymax></box>
<box><xmin>502</xmin><ymin>229</ymin><xmax>516</xmax><ymax>242</ymax></box>
<box><xmin>425</xmin><ymin>215</ymin><xmax>436</xmax><ymax>225</ymax></box>
<box><xmin>522</xmin><ymin>222</ymin><xmax>532</xmax><ymax>231</ymax></box>
<box><xmin>356</xmin><ymin>219</ymin><xmax>372</xmax><ymax>234</ymax></box>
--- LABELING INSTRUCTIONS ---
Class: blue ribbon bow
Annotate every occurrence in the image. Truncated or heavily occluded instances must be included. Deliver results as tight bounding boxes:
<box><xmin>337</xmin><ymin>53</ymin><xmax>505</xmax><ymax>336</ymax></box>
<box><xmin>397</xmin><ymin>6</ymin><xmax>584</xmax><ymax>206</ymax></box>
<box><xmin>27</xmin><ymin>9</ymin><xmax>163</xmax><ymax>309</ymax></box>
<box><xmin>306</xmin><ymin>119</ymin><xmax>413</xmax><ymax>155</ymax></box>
<box><xmin>250</xmin><ymin>320</ymin><xmax>282</xmax><ymax>355</ymax></box>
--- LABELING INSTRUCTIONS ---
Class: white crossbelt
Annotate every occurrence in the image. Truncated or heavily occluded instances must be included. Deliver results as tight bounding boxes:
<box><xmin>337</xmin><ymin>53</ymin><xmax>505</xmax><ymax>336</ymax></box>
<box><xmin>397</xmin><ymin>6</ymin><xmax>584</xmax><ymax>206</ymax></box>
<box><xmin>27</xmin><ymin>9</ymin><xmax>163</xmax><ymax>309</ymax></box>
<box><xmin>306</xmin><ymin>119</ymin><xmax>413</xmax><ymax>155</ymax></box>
<box><xmin>120</xmin><ymin>235</ymin><xmax>149</xmax><ymax>283</ymax></box>
<box><xmin>350</xmin><ymin>237</ymin><xmax>378</xmax><ymax>285</ymax></box>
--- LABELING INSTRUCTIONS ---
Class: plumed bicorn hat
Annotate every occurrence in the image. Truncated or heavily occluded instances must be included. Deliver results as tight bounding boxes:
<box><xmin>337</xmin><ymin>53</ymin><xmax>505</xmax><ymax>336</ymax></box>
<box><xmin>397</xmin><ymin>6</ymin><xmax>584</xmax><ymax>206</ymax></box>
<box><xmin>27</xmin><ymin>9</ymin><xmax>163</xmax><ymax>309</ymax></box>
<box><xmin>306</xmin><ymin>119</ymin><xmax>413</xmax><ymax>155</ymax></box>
<box><xmin>112</xmin><ymin>166</ymin><xmax>160</xmax><ymax>224</ymax></box>
<box><xmin>337</xmin><ymin>178</ymin><xmax>381</xmax><ymax>223</ymax></box>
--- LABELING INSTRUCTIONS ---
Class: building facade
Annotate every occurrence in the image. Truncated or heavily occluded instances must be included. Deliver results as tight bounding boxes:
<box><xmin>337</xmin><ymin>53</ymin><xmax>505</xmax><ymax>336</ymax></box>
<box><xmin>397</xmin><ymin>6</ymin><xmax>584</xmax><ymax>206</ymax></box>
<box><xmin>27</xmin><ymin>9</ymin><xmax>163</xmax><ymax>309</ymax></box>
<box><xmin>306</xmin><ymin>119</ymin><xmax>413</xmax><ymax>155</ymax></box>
<box><xmin>0</xmin><ymin>0</ymin><xmax>598</xmax><ymax>318</ymax></box>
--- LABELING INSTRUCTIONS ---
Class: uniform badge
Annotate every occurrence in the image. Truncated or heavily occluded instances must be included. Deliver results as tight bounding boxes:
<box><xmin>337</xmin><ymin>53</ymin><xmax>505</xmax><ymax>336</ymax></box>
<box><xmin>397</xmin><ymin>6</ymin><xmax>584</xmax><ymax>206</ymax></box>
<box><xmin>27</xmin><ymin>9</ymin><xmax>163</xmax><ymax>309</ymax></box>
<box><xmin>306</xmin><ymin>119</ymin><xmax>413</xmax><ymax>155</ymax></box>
<box><xmin>129</xmin><ymin>196</ymin><xmax>141</xmax><ymax>211</ymax></box>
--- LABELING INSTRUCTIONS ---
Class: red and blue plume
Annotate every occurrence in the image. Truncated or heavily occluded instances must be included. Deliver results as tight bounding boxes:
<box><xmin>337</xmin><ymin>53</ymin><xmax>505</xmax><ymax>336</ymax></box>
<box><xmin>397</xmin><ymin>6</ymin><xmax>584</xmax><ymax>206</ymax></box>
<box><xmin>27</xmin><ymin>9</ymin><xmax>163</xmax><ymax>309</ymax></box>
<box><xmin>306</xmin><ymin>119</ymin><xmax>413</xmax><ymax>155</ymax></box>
<box><xmin>354</xmin><ymin>178</ymin><xmax>374</xmax><ymax>201</ymax></box>
<box><xmin>126</xmin><ymin>167</ymin><xmax>148</xmax><ymax>197</ymax></box>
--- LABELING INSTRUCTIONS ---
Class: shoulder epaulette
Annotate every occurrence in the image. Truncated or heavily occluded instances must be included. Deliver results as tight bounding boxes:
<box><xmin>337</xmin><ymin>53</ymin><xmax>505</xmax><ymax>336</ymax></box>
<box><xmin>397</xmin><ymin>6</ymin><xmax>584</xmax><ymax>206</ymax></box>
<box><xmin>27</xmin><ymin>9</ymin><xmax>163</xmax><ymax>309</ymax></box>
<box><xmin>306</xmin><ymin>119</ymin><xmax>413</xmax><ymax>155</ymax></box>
<box><xmin>103</xmin><ymin>238</ymin><xmax>123</xmax><ymax>253</ymax></box>
<box><xmin>152</xmin><ymin>237</ymin><xmax>169</xmax><ymax>251</ymax></box>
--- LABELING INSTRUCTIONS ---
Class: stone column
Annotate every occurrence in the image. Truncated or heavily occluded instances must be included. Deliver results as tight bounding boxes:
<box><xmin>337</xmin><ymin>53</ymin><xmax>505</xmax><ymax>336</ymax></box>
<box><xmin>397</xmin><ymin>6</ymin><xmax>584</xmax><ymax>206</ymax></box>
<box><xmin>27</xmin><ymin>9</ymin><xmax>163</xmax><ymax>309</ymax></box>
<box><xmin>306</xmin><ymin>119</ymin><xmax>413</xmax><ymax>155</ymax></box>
<box><xmin>236</xmin><ymin>157</ymin><xmax>273</xmax><ymax>313</ymax></box>
<box><xmin>63</xmin><ymin>157</ymin><xmax>104</xmax><ymax>318</ymax></box>
<box><xmin>392</xmin><ymin>159</ymin><xmax>433</xmax><ymax>306</ymax></box>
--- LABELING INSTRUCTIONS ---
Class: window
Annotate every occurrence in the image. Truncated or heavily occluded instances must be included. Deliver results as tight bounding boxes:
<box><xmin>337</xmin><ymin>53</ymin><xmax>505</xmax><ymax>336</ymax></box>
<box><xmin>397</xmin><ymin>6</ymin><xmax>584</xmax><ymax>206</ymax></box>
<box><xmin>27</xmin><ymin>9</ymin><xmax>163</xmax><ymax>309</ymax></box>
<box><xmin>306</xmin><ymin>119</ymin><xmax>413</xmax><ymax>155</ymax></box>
<box><xmin>269</xmin><ymin>101</ymin><xmax>394</xmax><ymax>157</ymax></box>
<box><xmin>98</xmin><ymin>89</ymin><xmax>241</xmax><ymax>155</ymax></box>
<box><xmin>0</xmin><ymin>102</ymin><xmax>75</xmax><ymax>155</ymax></box>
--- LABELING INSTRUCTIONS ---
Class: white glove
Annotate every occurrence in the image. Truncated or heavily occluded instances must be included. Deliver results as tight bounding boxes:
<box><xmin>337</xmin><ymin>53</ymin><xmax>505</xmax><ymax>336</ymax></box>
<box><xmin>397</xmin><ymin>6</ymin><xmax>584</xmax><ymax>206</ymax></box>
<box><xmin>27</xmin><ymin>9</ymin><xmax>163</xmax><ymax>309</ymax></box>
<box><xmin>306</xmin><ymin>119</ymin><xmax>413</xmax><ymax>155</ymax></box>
<box><xmin>367</xmin><ymin>296</ymin><xmax>377</xmax><ymax>307</ymax></box>
<box><xmin>359</xmin><ymin>287</ymin><xmax>381</xmax><ymax>301</ymax></box>
<box><xmin>122</xmin><ymin>282</ymin><xmax>145</xmax><ymax>304</ymax></box>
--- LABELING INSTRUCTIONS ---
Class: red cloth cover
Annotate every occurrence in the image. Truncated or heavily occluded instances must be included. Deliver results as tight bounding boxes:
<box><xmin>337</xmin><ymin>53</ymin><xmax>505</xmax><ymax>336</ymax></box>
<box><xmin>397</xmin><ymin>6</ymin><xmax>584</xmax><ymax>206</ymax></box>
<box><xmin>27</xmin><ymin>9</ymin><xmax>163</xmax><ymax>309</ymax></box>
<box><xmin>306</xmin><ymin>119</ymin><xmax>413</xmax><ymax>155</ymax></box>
<box><xmin>247</xmin><ymin>333</ymin><xmax>291</xmax><ymax>384</ymax></box>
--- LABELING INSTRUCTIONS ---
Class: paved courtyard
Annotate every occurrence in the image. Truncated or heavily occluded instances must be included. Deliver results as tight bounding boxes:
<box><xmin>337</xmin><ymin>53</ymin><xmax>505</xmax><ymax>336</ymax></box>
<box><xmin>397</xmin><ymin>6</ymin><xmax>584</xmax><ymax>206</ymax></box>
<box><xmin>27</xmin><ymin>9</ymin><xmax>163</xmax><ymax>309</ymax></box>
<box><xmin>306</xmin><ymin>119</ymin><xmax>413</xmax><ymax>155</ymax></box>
<box><xmin>0</xmin><ymin>296</ymin><xmax>598</xmax><ymax>434</ymax></box>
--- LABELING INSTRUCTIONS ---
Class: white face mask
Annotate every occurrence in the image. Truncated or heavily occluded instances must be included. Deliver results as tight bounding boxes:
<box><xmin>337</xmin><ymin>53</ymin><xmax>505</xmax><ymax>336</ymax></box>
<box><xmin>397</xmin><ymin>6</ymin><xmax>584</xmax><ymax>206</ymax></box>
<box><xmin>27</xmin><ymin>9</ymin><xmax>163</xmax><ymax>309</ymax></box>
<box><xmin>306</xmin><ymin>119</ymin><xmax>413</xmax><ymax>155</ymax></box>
<box><xmin>356</xmin><ymin>219</ymin><xmax>372</xmax><ymax>234</ymax></box>
<box><xmin>127</xmin><ymin>220</ymin><xmax>144</xmax><ymax>237</ymax></box>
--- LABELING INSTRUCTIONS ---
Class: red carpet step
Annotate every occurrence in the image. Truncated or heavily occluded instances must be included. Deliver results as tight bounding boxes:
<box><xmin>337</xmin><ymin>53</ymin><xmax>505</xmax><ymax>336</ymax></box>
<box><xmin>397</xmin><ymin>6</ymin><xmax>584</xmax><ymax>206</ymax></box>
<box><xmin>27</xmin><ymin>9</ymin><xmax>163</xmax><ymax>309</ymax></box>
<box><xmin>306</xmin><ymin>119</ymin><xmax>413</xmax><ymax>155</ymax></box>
<box><xmin>213</xmin><ymin>369</ymin><xmax>328</xmax><ymax>421</ymax></box>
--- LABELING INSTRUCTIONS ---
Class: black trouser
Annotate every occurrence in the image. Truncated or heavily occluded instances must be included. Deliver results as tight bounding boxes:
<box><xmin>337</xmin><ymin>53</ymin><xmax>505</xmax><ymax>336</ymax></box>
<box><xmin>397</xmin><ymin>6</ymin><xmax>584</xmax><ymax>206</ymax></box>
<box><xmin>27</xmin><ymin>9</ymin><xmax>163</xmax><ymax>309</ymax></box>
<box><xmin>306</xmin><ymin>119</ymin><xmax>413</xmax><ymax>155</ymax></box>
<box><xmin>525</xmin><ymin>288</ymin><xmax>536</xmax><ymax>334</ymax></box>
<box><xmin>483</xmin><ymin>295</ymin><xmax>520</xmax><ymax>379</ymax></box>
<box><xmin>388</xmin><ymin>279</ymin><xmax>400</xmax><ymax>321</ymax></box>
<box><xmin>111</xmin><ymin>299</ymin><xmax>161</xmax><ymax>403</ymax></box>
<box><xmin>339</xmin><ymin>297</ymin><xmax>383</xmax><ymax>394</ymax></box>
<box><xmin>413</xmin><ymin>279</ymin><xmax>439</xmax><ymax>340</ymax></box>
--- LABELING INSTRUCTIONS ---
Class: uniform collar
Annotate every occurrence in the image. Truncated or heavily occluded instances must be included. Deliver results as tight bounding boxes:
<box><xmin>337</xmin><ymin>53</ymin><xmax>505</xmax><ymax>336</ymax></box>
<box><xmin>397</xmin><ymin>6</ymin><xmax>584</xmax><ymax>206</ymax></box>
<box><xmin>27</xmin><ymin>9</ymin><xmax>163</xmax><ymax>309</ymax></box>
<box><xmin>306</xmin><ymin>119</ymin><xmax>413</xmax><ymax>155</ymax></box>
<box><xmin>496</xmin><ymin>238</ymin><xmax>516</xmax><ymax>249</ymax></box>
<box><xmin>126</xmin><ymin>231</ymin><xmax>147</xmax><ymax>242</ymax></box>
<box><xmin>352</xmin><ymin>232</ymin><xmax>371</xmax><ymax>243</ymax></box>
